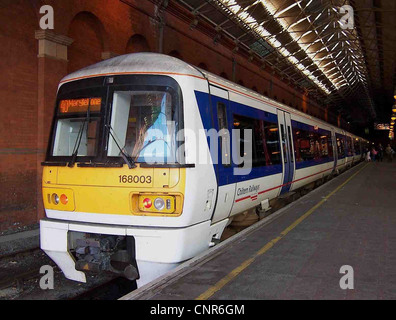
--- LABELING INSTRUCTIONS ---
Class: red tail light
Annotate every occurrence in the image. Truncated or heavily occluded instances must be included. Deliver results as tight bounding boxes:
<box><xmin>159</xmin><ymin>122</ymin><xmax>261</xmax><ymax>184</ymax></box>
<box><xmin>143</xmin><ymin>198</ymin><xmax>152</xmax><ymax>209</ymax></box>
<box><xmin>60</xmin><ymin>194</ymin><xmax>68</xmax><ymax>205</ymax></box>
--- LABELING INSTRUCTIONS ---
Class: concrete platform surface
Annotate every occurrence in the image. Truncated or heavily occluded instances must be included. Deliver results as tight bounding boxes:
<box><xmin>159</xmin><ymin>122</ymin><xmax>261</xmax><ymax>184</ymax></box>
<box><xmin>122</xmin><ymin>162</ymin><xmax>396</xmax><ymax>300</ymax></box>
<box><xmin>0</xmin><ymin>227</ymin><xmax>39</xmax><ymax>257</ymax></box>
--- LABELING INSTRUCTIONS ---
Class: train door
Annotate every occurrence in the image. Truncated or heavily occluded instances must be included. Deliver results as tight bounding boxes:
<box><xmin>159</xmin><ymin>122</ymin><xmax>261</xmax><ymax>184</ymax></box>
<box><xmin>359</xmin><ymin>139</ymin><xmax>364</xmax><ymax>161</ymax></box>
<box><xmin>277</xmin><ymin>110</ymin><xmax>295</xmax><ymax>195</ymax></box>
<box><xmin>331</xmin><ymin>129</ymin><xmax>337</xmax><ymax>171</ymax></box>
<box><xmin>209</xmin><ymin>85</ymin><xmax>236</xmax><ymax>223</ymax></box>
<box><xmin>342</xmin><ymin>131</ymin><xmax>348</xmax><ymax>166</ymax></box>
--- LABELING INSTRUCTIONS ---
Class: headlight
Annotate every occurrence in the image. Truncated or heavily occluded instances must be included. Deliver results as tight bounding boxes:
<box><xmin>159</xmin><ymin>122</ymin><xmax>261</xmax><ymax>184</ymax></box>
<box><xmin>137</xmin><ymin>194</ymin><xmax>176</xmax><ymax>214</ymax></box>
<box><xmin>44</xmin><ymin>188</ymin><xmax>75</xmax><ymax>211</ymax></box>
<box><xmin>52</xmin><ymin>193</ymin><xmax>59</xmax><ymax>205</ymax></box>
<box><xmin>154</xmin><ymin>197</ymin><xmax>165</xmax><ymax>210</ymax></box>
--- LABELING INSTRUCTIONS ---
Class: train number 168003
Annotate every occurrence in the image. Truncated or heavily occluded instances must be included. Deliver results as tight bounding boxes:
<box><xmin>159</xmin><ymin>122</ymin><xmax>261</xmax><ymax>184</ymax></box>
<box><xmin>119</xmin><ymin>175</ymin><xmax>152</xmax><ymax>184</ymax></box>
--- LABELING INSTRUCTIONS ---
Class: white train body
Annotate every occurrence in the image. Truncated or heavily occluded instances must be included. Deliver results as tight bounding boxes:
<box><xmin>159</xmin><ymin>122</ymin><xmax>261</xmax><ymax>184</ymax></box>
<box><xmin>40</xmin><ymin>53</ymin><xmax>367</xmax><ymax>286</ymax></box>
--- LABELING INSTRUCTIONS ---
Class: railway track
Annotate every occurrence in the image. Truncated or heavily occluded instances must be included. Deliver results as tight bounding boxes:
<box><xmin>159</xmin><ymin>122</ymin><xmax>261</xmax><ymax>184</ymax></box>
<box><xmin>0</xmin><ymin>248</ymin><xmax>49</xmax><ymax>292</ymax></box>
<box><xmin>71</xmin><ymin>277</ymin><xmax>137</xmax><ymax>300</ymax></box>
<box><xmin>0</xmin><ymin>268</ymin><xmax>42</xmax><ymax>291</ymax></box>
<box><xmin>0</xmin><ymin>247</ymin><xmax>136</xmax><ymax>300</ymax></box>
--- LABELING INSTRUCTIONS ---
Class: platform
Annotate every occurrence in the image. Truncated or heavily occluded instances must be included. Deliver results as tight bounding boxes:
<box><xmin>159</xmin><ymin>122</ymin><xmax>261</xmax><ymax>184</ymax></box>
<box><xmin>121</xmin><ymin>161</ymin><xmax>396</xmax><ymax>300</ymax></box>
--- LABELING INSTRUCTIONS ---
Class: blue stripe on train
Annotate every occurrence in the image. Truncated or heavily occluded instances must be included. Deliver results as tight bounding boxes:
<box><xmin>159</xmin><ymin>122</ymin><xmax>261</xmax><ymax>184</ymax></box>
<box><xmin>194</xmin><ymin>90</ymin><xmax>283</xmax><ymax>186</ymax></box>
<box><xmin>295</xmin><ymin>158</ymin><xmax>334</xmax><ymax>169</ymax></box>
<box><xmin>194</xmin><ymin>90</ymin><xmax>334</xmax><ymax>186</ymax></box>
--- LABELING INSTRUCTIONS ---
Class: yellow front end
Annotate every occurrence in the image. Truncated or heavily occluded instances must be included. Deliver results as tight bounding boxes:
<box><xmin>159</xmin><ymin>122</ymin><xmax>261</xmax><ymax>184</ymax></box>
<box><xmin>42</xmin><ymin>164</ymin><xmax>186</xmax><ymax>218</ymax></box>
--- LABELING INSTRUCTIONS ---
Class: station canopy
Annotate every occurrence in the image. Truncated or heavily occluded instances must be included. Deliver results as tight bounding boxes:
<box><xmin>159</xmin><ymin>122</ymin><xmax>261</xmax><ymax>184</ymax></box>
<box><xmin>157</xmin><ymin>0</ymin><xmax>396</xmax><ymax>125</ymax></box>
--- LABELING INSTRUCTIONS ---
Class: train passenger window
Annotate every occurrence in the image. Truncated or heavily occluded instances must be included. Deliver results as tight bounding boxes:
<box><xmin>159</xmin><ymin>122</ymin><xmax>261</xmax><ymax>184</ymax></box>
<box><xmin>287</xmin><ymin>126</ymin><xmax>294</xmax><ymax>162</ymax></box>
<box><xmin>292</xmin><ymin>123</ymin><xmax>333</xmax><ymax>163</ymax></box>
<box><xmin>108</xmin><ymin>90</ymin><xmax>177</xmax><ymax>163</ymax></box>
<box><xmin>280</xmin><ymin>124</ymin><xmax>287</xmax><ymax>163</ymax></box>
<box><xmin>233</xmin><ymin>114</ymin><xmax>255</xmax><ymax>167</ymax></box>
<box><xmin>263</xmin><ymin>121</ymin><xmax>282</xmax><ymax>165</ymax></box>
<box><xmin>353</xmin><ymin>139</ymin><xmax>360</xmax><ymax>155</ymax></box>
<box><xmin>217</xmin><ymin>102</ymin><xmax>230</xmax><ymax>166</ymax></box>
<box><xmin>233</xmin><ymin>114</ymin><xmax>281</xmax><ymax>167</ymax></box>
<box><xmin>346</xmin><ymin>136</ymin><xmax>353</xmax><ymax>156</ymax></box>
<box><xmin>326</xmin><ymin>134</ymin><xmax>334</xmax><ymax>158</ymax></box>
<box><xmin>336</xmin><ymin>135</ymin><xmax>346</xmax><ymax>159</ymax></box>
<box><xmin>293</xmin><ymin>128</ymin><xmax>313</xmax><ymax>161</ymax></box>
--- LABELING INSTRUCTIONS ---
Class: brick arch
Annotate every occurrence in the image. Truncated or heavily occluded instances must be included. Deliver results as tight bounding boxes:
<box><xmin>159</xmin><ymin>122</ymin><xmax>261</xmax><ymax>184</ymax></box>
<box><xmin>220</xmin><ymin>72</ymin><xmax>229</xmax><ymax>80</ymax></box>
<box><xmin>168</xmin><ymin>50</ymin><xmax>183</xmax><ymax>60</ymax></box>
<box><xmin>67</xmin><ymin>11</ymin><xmax>108</xmax><ymax>73</ymax></box>
<box><xmin>198</xmin><ymin>62</ymin><xmax>209</xmax><ymax>71</ymax></box>
<box><xmin>125</xmin><ymin>34</ymin><xmax>150</xmax><ymax>53</ymax></box>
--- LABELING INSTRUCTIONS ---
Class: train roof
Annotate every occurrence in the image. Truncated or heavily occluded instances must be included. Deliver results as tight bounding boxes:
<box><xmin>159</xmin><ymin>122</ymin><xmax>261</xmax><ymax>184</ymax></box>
<box><xmin>60</xmin><ymin>53</ymin><xmax>366</xmax><ymax>141</ymax></box>
<box><xmin>199</xmin><ymin>70</ymin><xmax>367</xmax><ymax>141</ymax></box>
<box><xmin>60</xmin><ymin>53</ymin><xmax>203</xmax><ymax>84</ymax></box>
<box><xmin>200</xmin><ymin>69</ymin><xmax>339</xmax><ymax>131</ymax></box>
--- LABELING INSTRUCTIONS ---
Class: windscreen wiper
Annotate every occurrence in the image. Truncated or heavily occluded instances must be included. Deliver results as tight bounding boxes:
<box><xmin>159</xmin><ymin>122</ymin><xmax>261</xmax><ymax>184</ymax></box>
<box><xmin>105</xmin><ymin>124</ymin><xmax>136</xmax><ymax>169</ymax></box>
<box><xmin>68</xmin><ymin>105</ymin><xmax>90</xmax><ymax>168</ymax></box>
<box><xmin>68</xmin><ymin>120</ymin><xmax>87</xmax><ymax>168</ymax></box>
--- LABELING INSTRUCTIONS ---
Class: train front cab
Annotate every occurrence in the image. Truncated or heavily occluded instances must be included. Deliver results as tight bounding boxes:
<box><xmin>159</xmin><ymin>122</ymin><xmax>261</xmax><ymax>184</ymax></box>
<box><xmin>40</xmin><ymin>70</ymin><xmax>228</xmax><ymax>287</ymax></box>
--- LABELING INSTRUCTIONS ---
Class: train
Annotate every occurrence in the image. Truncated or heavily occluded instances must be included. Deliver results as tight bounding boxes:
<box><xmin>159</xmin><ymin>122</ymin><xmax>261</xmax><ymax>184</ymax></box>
<box><xmin>40</xmin><ymin>53</ymin><xmax>369</xmax><ymax>286</ymax></box>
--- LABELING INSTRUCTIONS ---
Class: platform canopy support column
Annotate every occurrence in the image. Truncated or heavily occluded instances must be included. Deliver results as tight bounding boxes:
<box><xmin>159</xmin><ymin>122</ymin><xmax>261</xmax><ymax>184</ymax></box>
<box><xmin>34</xmin><ymin>30</ymin><xmax>73</xmax><ymax>220</ymax></box>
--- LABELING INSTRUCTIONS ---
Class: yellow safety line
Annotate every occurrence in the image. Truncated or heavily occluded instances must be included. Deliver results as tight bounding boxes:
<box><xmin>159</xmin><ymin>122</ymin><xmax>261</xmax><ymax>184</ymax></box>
<box><xmin>196</xmin><ymin>163</ymin><xmax>370</xmax><ymax>300</ymax></box>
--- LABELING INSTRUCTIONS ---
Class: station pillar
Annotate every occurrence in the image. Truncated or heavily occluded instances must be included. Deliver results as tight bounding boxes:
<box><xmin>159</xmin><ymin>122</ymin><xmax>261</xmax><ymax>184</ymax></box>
<box><xmin>35</xmin><ymin>30</ymin><xmax>73</xmax><ymax>220</ymax></box>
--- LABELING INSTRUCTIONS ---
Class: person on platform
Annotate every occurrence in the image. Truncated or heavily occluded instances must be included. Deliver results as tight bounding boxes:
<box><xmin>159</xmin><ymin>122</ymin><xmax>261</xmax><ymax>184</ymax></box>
<box><xmin>365</xmin><ymin>148</ymin><xmax>371</xmax><ymax>162</ymax></box>
<box><xmin>377</xmin><ymin>143</ymin><xmax>384</xmax><ymax>162</ymax></box>
<box><xmin>371</xmin><ymin>146</ymin><xmax>377</xmax><ymax>162</ymax></box>
<box><xmin>385</xmin><ymin>144</ymin><xmax>393</xmax><ymax>162</ymax></box>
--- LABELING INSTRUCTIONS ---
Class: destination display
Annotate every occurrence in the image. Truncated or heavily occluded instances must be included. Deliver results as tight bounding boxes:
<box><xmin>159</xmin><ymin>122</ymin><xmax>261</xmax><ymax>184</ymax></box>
<box><xmin>374</xmin><ymin>123</ymin><xmax>390</xmax><ymax>130</ymax></box>
<box><xmin>59</xmin><ymin>98</ymin><xmax>102</xmax><ymax>114</ymax></box>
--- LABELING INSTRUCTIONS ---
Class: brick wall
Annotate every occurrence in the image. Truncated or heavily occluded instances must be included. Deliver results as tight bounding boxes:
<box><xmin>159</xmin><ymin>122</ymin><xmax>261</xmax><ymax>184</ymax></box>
<box><xmin>0</xmin><ymin>0</ymin><xmax>338</xmax><ymax>233</ymax></box>
<box><xmin>0</xmin><ymin>0</ymin><xmax>38</xmax><ymax>231</ymax></box>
